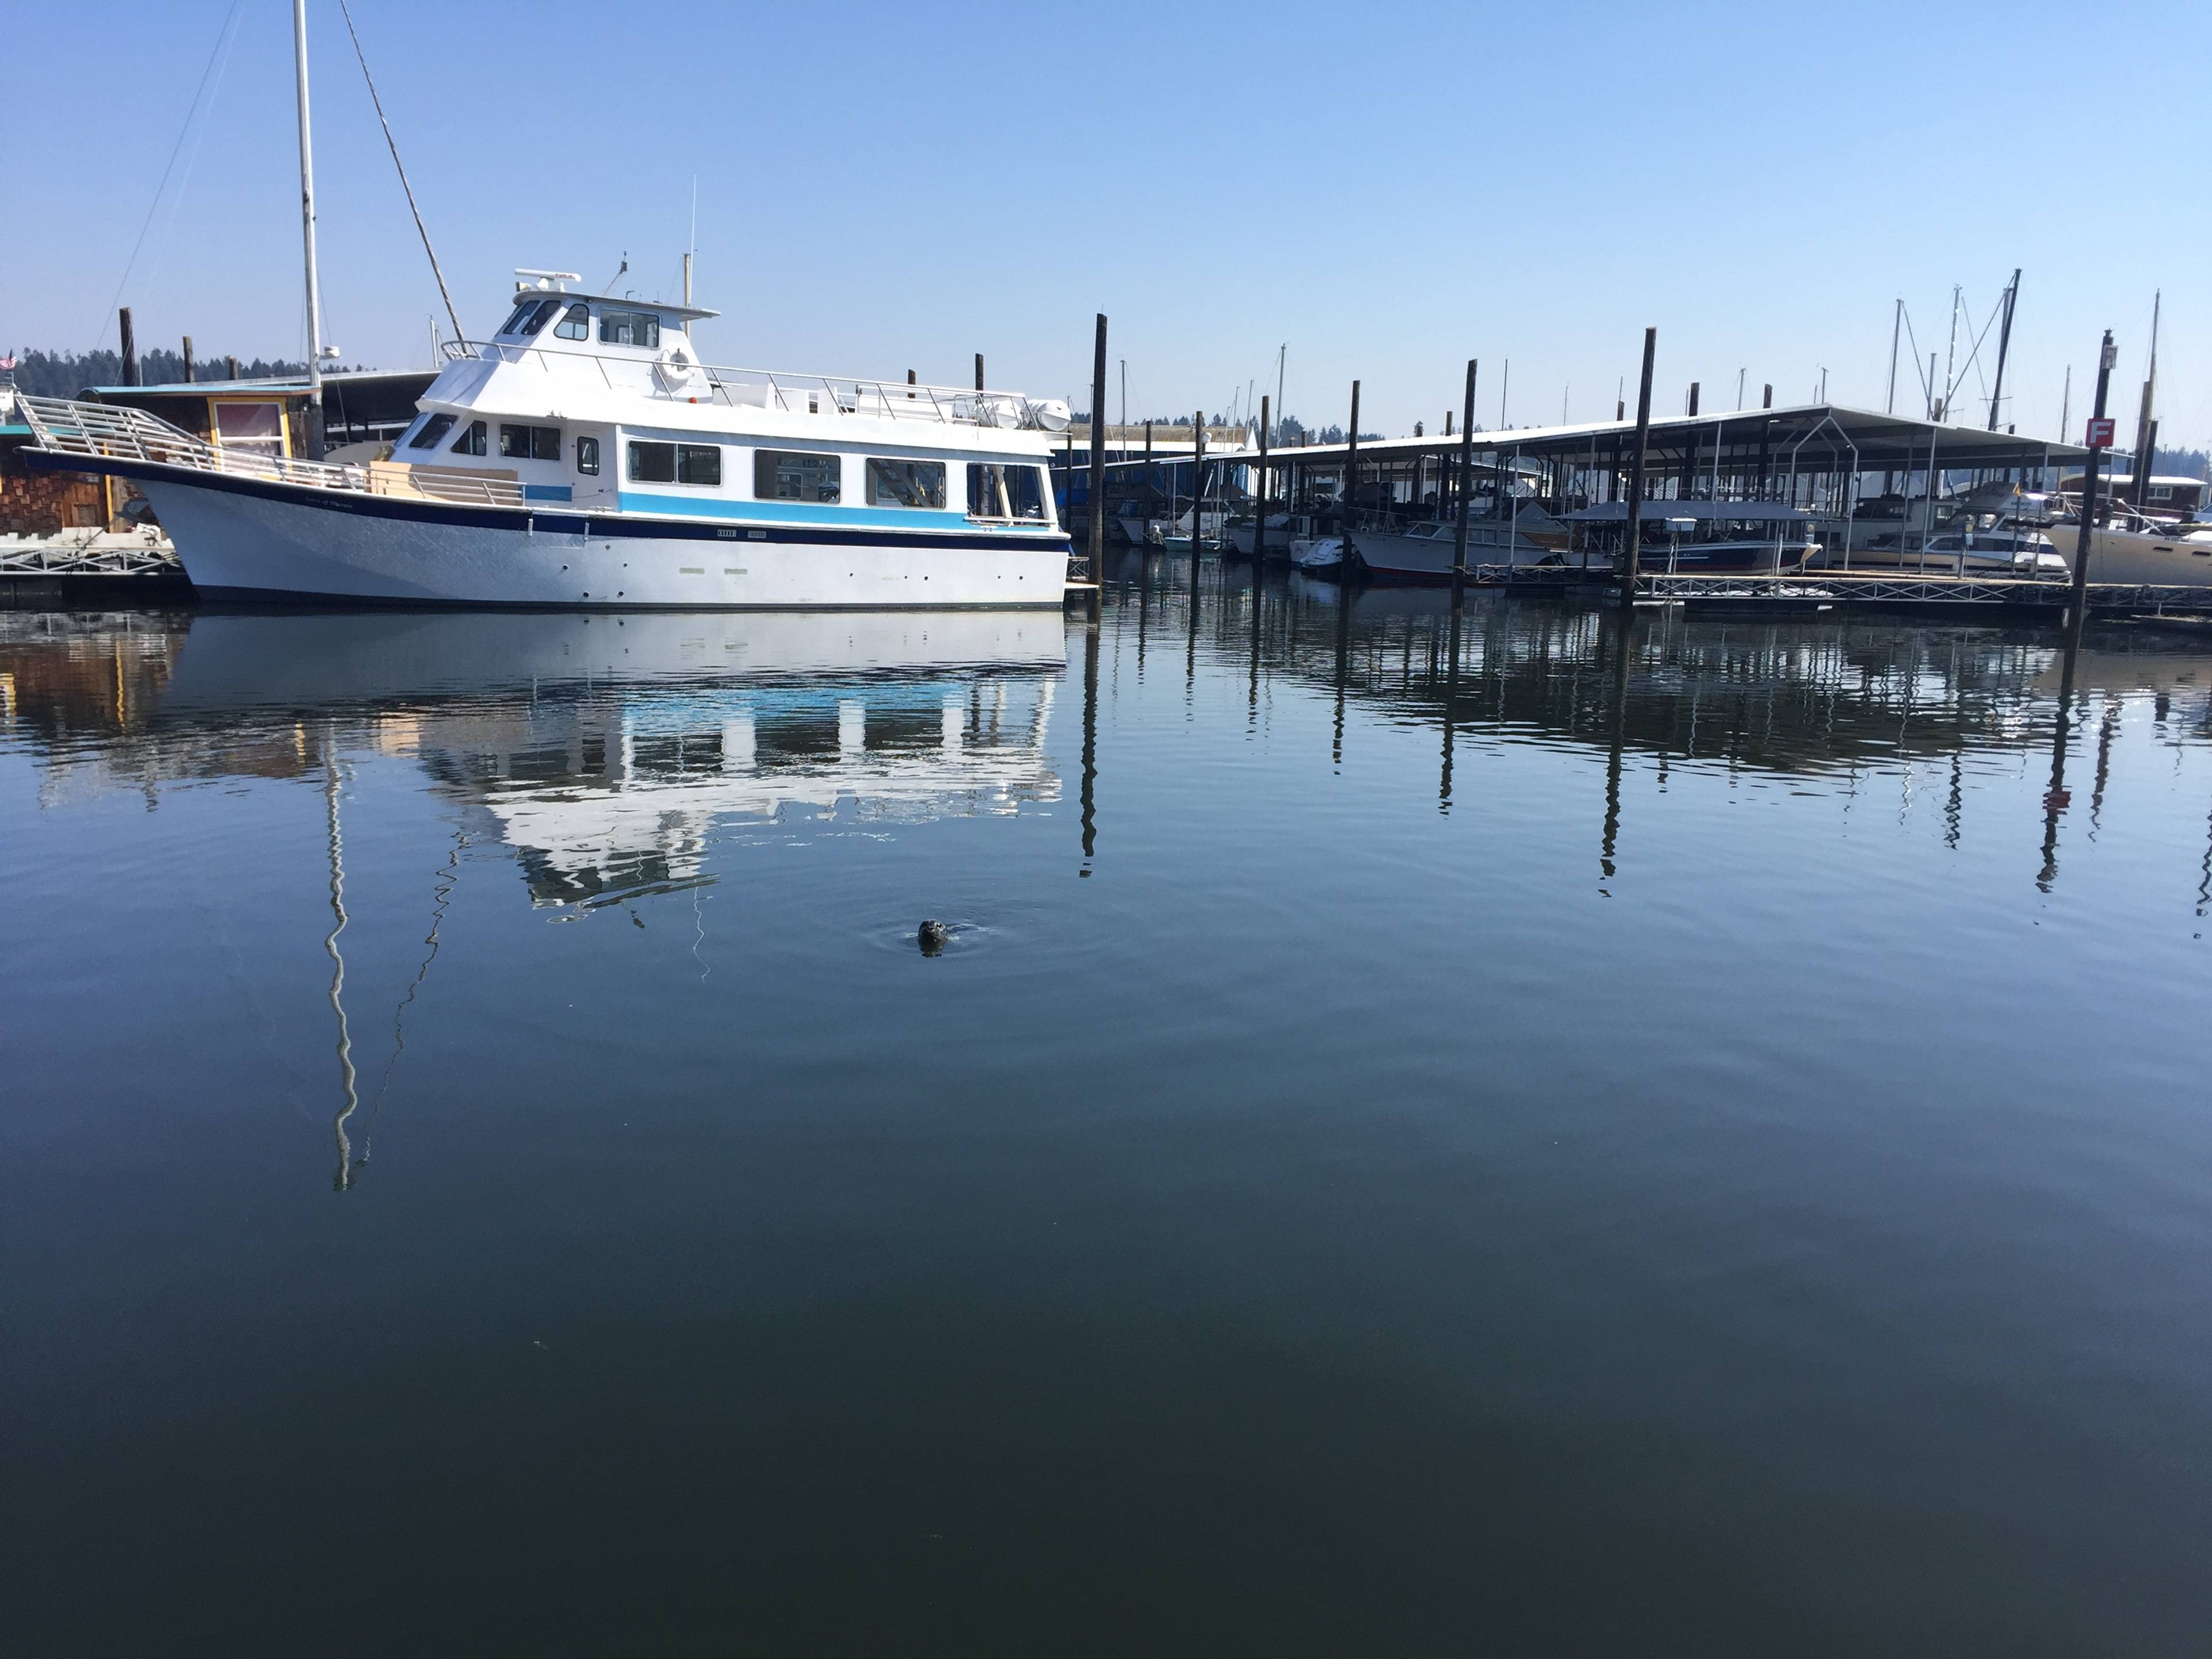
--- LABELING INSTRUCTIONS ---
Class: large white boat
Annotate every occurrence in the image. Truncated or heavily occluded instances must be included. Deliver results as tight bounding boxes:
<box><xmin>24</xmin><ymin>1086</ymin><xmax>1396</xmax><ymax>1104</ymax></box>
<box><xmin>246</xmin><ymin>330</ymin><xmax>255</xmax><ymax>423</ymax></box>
<box><xmin>2058</xmin><ymin>516</ymin><xmax>2212</xmax><ymax>586</ymax></box>
<box><xmin>20</xmin><ymin>278</ymin><xmax>1076</xmax><ymax>609</ymax></box>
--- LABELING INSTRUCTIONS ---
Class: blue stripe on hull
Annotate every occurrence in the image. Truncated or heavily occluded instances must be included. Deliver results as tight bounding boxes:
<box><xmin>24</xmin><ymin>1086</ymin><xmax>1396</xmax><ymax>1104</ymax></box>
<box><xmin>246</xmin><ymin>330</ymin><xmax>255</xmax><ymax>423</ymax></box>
<box><xmin>20</xmin><ymin>448</ymin><xmax>1071</xmax><ymax>556</ymax></box>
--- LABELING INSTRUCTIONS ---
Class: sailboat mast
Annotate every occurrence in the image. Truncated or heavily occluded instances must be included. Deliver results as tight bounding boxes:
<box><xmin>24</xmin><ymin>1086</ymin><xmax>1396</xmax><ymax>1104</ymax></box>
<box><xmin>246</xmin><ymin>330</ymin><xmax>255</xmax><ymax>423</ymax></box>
<box><xmin>293</xmin><ymin>0</ymin><xmax>326</xmax><ymax>457</ymax></box>
<box><xmin>1986</xmin><ymin>270</ymin><xmax>2020</xmax><ymax>432</ymax></box>
<box><xmin>2130</xmin><ymin>290</ymin><xmax>2160</xmax><ymax>510</ymax></box>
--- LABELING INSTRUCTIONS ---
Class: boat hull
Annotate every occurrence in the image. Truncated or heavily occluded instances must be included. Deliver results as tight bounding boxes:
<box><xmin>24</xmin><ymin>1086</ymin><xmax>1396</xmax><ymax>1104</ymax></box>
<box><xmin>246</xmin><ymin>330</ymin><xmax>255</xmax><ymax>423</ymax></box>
<box><xmin>1346</xmin><ymin>523</ymin><xmax>1567</xmax><ymax>582</ymax></box>
<box><xmin>2069</xmin><ymin>524</ymin><xmax>2212</xmax><ymax>587</ymax></box>
<box><xmin>89</xmin><ymin>459</ymin><xmax>1071</xmax><ymax>608</ymax></box>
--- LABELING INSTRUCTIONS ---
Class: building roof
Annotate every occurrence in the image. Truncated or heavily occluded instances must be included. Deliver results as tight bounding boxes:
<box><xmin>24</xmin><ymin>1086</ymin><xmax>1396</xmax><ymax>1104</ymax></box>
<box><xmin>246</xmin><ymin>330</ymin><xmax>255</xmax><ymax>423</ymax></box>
<box><xmin>85</xmin><ymin>369</ymin><xmax>438</xmax><ymax>430</ymax></box>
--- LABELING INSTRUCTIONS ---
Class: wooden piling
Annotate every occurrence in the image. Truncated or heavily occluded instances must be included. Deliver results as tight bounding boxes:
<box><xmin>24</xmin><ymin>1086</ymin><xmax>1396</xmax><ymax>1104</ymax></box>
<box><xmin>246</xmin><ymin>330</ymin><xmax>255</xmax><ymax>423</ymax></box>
<box><xmin>118</xmin><ymin>308</ymin><xmax>139</xmax><ymax>387</ymax></box>
<box><xmin>2068</xmin><ymin>329</ymin><xmax>2116</xmax><ymax>631</ymax></box>
<box><xmin>1255</xmin><ymin>395</ymin><xmax>1271</xmax><ymax>563</ymax></box>
<box><xmin>975</xmin><ymin>353</ymin><xmax>985</xmax><ymax>392</ymax></box>
<box><xmin>226</xmin><ymin>355</ymin><xmax>240</xmax><ymax>381</ymax></box>
<box><xmin>1191</xmin><ymin>409</ymin><xmax>1206</xmax><ymax>600</ymax></box>
<box><xmin>1344</xmin><ymin>380</ymin><xmax>1361</xmax><ymax>545</ymax></box>
<box><xmin>181</xmin><ymin>336</ymin><xmax>196</xmax><ymax>384</ymax></box>
<box><xmin>1619</xmin><ymin>327</ymin><xmax>1657</xmax><ymax>597</ymax></box>
<box><xmin>1451</xmin><ymin>359</ymin><xmax>1477</xmax><ymax>601</ymax></box>
<box><xmin>1088</xmin><ymin>315</ymin><xmax>1108</xmax><ymax>600</ymax></box>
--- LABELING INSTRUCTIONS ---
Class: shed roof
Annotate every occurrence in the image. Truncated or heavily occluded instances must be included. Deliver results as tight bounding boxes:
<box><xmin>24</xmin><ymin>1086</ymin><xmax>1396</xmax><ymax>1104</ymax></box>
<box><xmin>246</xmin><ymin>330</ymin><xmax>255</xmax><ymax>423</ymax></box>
<box><xmin>1264</xmin><ymin>403</ymin><xmax>2086</xmax><ymax>475</ymax></box>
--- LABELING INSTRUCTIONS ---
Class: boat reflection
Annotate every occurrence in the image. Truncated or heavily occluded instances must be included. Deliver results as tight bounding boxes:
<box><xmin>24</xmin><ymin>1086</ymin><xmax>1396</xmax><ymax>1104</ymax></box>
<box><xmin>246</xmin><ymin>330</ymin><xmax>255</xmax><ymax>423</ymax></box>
<box><xmin>2</xmin><ymin>608</ymin><xmax>1068</xmax><ymax>908</ymax></box>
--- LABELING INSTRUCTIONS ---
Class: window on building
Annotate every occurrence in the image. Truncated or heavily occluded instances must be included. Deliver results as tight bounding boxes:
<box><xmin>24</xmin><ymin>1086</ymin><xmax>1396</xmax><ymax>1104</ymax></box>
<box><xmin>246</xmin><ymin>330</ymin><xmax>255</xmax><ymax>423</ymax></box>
<box><xmin>627</xmin><ymin>441</ymin><xmax>677</xmax><ymax>483</ymax></box>
<box><xmin>554</xmin><ymin>303</ymin><xmax>590</xmax><ymax>341</ymax></box>
<box><xmin>2149</xmin><ymin>483</ymin><xmax>2175</xmax><ymax>502</ymax></box>
<box><xmin>450</xmin><ymin>419</ymin><xmax>488</xmax><ymax>457</ymax></box>
<box><xmin>577</xmin><ymin>435</ymin><xmax>600</xmax><ymax>475</ymax></box>
<box><xmin>599</xmin><ymin>310</ymin><xmax>661</xmax><ymax>349</ymax></box>
<box><xmin>755</xmin><ymin>450</ymin><xmax>840</xmax><ymax>503</ymax></box>
<box><xmin>500</xmin><ymin>423</ymin><xmax>562</xmax><ymax>461</ymax></box>
<box><xmin>868</xmin><ymin>458</ymin><xmax>946</xmax><ymax>509</ymax></box>
<box><xmin>677</xmin><ymin>444</ymin><xmax>721</xmax><ymax>486</ymax></box>
<box><xmin>407</xmin><ymin>411</ymin><xmax>456</xmax><ymax>450</ymax></box>
<box><xmin>967</xmin><ymin>462</ymin><xmax>1047</xmax><ymax>519</ymax></box>
<box><xmin>212</xmin><ymin>400</ymin><xmax>286</xmax><ymax>456</ymax></box>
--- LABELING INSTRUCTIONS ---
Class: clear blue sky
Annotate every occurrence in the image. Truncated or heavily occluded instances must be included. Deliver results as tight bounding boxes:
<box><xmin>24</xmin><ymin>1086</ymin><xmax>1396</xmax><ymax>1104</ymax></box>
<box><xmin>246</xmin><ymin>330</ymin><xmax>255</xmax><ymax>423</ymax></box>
<box><xmin>3</xmin><ymin>0</ymin><xmax>2202</xmax><ymax>445</ymax></box>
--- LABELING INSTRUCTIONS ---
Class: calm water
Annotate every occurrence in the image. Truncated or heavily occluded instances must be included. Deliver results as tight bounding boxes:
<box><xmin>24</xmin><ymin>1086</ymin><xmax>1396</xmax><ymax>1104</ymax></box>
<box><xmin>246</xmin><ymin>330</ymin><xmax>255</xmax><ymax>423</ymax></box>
<box><xmin>6</xmin><ymin>561</ymin><xmax>2212</xmax><ymax>1654</ymax></box>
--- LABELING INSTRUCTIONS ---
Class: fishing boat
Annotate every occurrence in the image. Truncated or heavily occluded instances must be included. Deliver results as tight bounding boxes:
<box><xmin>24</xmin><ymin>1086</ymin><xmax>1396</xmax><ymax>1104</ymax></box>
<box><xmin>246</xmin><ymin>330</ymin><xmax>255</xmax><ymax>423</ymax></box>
<box><xmin>17</xmin><ymin>0</ymin><xmax>1075</xmax><ymax>611</ymax></box>
<box><xmin>18</xmin><ymin>283</ymin><xmax>1075</xmax><ymax>608</ymax></box>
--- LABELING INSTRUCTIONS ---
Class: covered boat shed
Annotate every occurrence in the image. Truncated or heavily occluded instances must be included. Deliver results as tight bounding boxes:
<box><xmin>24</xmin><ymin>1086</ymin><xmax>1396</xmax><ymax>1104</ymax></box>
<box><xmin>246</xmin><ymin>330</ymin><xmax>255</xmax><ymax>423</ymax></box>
<box><xmin>1257</xmin><ymin>402</ymin><xmax>2092</xmax><ymax>518</ymax></box>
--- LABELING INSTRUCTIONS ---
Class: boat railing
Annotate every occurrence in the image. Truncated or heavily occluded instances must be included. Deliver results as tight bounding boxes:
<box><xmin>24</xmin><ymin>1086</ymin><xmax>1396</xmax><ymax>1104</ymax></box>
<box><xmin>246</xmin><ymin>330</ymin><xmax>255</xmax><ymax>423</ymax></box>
<box><xmin>440</xmin><ymin>339</ymin><xmax>1057</xmax><ymax>430</ymax></box>
<box><xmin>20</xmin><ymin>396</ymin><xmax>527</xmax><ymax>510</ymax></box>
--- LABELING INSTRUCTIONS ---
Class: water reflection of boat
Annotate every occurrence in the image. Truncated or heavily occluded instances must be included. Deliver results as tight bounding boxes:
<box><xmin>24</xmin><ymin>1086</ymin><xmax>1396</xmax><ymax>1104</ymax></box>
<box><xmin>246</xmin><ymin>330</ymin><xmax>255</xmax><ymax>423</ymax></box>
<box><xmin>15</xmin><ymin>609</ymin><xmax>1067</xmax><ymax>911</ymax></box>
<box><xmin>157</xmin><ymin>608</ymin><xmax>1066</xmax><ymax>710</ymax></box>
<box><xmin>419</xmin><ymin>669</ymin><xmax>1060</xmax><ymax>908</ymax></box>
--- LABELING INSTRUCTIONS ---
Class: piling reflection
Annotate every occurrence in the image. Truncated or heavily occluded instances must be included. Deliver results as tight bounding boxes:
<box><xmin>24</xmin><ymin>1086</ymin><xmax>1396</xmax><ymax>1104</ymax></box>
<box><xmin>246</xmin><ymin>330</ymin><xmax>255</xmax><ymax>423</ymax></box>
<box><xmin>1089</xmin><ymin>559</ymin><xmax>2212</xmax><ymax>899</ymax></box>
<box><xmin>9</xmin><ymin>587</ymin><xmax>2212</xmax><ymax>1198</ymax></box>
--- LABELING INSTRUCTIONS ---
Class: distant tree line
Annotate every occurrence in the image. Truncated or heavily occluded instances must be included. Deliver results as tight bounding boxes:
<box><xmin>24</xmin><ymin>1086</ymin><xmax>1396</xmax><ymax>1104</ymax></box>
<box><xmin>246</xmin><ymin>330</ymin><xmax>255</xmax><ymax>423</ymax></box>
<box><xmin>5</xmin><ymin>347</ymin><xmax>309</xmax><ymax>399</ymax></box>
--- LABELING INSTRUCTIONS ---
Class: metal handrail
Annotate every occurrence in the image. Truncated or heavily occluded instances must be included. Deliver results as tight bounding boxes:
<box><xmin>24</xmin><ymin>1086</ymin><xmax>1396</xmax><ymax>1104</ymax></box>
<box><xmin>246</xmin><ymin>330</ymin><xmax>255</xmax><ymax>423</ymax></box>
<box><xmin>438</xmin><ymin>339</ymin><xmax>1054</xmax><ymax>430</ymax></box>
<box><xmin>19</xmin><ymin>396</ymin><xmax>526</xmax><ymax>510</ymax></box>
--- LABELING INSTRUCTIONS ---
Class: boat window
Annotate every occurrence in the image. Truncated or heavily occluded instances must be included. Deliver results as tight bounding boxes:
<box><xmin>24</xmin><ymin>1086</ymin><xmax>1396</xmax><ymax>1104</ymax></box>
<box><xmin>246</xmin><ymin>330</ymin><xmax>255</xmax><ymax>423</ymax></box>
<box><xmin>577</xmin><ymin>435</ymin><xmax>600</xmax><ymax>475</ymax></box>
<box><xmin>599</xmin><ymin>310</ymin><xmax>661</xmax><ymax>349</ymax></box>
<box><xmin>627</xmin><ymin>441</ymin><xmax>677</xmax><ymax>484</ymax></box>
<box><xmin>522</xmin><ymin>298</ymin><xmax>562</xmax><ymax>336</ymax></box>
<box><xmin>868</xmin><ymin>458</ymin><xmax>946</xmax><ymax>509</ymax></box>
<box><xmin>553</xmin><ymin>303</ymin><xmax>590</xmax><ymax>342</ymax></box>
<box><xmin>677</xmin><ymin>444</ymin><xmax>721</xmax><ymax>486</ymax></box>
<box><xmin>500</xmin><ymin>423</ymin><xmax>562</xmax><ymax>461</ymax></box>
<box><xmin>755</xmin><ymin>450</ymin><xmax>840</xmax><ymax>503</ymax></box>
<box><xmin>495</xmin><ymin>300</ymin><xmax>537</xmax><ymax>336</ymax></box>
<box><xmin>966</xmin><ymin>462</ymin><xmax>1045</xmax><ymax>520</ymax></box>
<box><xmin>450</xmin><ymin>419</ymin><xmax>488</xmax><ymax>457</ymax></box>
<box><xmin>407</xmin><ymin>412</ymin><xmax>456</xmax><ymax>450</ymax></box>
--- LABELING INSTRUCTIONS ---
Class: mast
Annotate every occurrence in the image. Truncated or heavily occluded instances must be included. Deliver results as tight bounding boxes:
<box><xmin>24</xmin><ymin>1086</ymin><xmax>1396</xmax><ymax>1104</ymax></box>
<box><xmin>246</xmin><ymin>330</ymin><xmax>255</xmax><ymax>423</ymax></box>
<box><xmin>2130</xmin><ymin>290</ymin><xmax>2160</xmax><ymax>509</ymax></box>
<box><xmin>1986</xmin><ymin>269</ymin><xmax>2020</xmax><ymax>431</ymax></box>
<box><xmin>293</xmin><ymin>0</ymin><xmax>326</xmax><ymax>458</ymax></box>
<box><xmin>1940</xmin><ymin>285</ymin><xmax>1959</xmax><ymax>422</ymax></box>
<box><xmin>1886</xmin><ymin>298</ymin><xmax>1902</xmax><ymax>414</ymax></box>
<box><xmin>1274</xmin><ymin>344</ymin><xmax>1286</xmax><ymax>448</ymax></box>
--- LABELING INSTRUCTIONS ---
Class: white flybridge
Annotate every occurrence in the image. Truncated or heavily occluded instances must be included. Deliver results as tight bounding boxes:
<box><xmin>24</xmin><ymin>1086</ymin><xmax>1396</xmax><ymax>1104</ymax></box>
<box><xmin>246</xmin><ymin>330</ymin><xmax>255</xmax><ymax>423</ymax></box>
<box><xmin>20</xmin><ymin>276</ymin><xmax>1077</xmax><ymax>607</ymax></box>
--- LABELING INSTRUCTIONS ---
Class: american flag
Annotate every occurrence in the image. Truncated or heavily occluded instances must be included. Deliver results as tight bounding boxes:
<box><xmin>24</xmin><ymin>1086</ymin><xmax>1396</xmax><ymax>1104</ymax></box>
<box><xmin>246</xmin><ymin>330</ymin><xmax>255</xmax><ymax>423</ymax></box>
<box><xmin>0</xmin><ymin>355</ymin><xmax>17</xmax><ymax>372</ymax></box>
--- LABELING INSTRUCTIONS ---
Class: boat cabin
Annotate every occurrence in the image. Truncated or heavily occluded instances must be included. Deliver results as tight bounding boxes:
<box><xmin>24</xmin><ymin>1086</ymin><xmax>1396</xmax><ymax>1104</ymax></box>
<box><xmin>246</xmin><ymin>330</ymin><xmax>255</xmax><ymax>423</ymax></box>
<box><xmin>380</xmin><ymin>275</ymin><xmax>1064</xmax><ymax>528</ymax></box>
